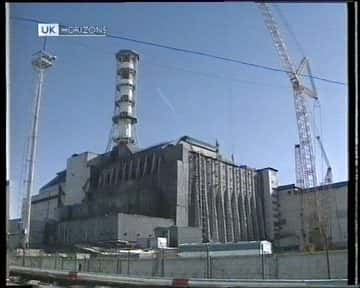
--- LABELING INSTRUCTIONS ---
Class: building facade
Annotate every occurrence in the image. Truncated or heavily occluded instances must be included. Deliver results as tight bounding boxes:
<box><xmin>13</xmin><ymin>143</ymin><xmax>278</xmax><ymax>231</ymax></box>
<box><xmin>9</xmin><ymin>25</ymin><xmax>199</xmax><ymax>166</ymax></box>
<box><xmin>23</xmin><ymin>136</ymin><xmax>279</xmax><ymax>247</ymax></box>
<box><xmin>8</xmin><ymin>50</ymin><xmax>347</xmax><ymax>252</ymax></box>
<box><xmin>273</xmin><ymin>181</ymin><xmax>348</xmax><ymax>251</ymax></box>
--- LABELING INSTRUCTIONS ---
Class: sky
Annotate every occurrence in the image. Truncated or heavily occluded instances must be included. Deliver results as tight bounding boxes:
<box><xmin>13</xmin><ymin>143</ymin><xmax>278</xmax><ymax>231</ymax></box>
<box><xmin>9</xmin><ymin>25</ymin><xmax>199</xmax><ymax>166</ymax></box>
<box><xmin>9</xmin><ymin>3</ymin><xmax>348</xmax><ymax>219</ymax></box>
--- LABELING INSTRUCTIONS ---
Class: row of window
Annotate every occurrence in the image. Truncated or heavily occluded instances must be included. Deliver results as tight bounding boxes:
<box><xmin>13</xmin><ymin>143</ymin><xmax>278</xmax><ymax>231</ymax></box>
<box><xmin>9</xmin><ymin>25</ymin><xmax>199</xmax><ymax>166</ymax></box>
<box><xmin>117</xmin><ymin>67</ymin><xmax>136</xmax><ymax>78</ymax></box>
<box><xmin>96</xmin><ymin>154</ymin><xmax>160</xmax><ymax>187</ymax></box>
<box><xmin>118</xmin><ymin>54</ymin><xmax>137</xmax><ymax>63</ymax></box>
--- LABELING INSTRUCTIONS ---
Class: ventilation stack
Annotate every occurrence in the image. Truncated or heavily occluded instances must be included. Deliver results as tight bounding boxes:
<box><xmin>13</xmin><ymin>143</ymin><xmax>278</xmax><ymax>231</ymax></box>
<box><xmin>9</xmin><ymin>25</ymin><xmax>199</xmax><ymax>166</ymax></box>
<box><xmin>109</xmin><ymin>50</ymin><xmax>140</xmax><ymax>149</ymax></box>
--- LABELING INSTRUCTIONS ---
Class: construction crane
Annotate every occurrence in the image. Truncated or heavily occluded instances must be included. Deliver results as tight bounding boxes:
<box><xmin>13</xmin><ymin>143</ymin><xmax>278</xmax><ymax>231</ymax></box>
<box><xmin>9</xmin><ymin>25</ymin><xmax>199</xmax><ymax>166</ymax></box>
<box><xmin>257</xmin><ymin>3</ymin><xmax>318</xmax><ymax>188</ymax></box>
<box><xmin>316</xmin><ymin>135</ymin><xmax>333</xmax><ymax>184</ymax></box>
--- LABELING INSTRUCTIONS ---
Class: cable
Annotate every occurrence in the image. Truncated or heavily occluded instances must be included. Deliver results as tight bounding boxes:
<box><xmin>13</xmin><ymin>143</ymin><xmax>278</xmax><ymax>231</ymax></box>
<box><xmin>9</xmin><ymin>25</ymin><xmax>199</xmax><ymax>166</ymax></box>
<box><xmin>12</xmin><ymin>17</ymin><xmax>292</xmax><ymax>90</ymax></box>
<box><xmin>13</xmin><ymin>17</ymin><xmax>293</xmax><ymax>90</ymax></box>
<box><xmin>10</xmin><ymin>16</ymin><xmax>347</xmax><ymax>86</ymax></box>
<box><xmin>143</xmin><ymin>60</ymin><xmax>290</xmax><ymax>89</ymax></box>
<box><xmin>107</xmin><ymin>33</ymin><xmax>346</xmax><ymax>86</ymax></box>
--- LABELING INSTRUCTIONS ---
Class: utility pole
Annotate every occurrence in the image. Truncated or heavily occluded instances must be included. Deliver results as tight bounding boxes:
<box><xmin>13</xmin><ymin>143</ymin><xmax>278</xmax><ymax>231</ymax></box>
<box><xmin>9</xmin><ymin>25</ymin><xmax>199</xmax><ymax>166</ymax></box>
<box><xmin>260</xmin><ymin>242</ymin><xmax>265</xmax><ymax>279</ymax></box>
<box><xmin>6</xmin><ymin>2</ymin><xmax>11</xmax><ymax>281</ymax></box>
<box><xmin>21</xmin><ymin>46</ymin><xmax>56</xmax><ymax>250</ymax></box>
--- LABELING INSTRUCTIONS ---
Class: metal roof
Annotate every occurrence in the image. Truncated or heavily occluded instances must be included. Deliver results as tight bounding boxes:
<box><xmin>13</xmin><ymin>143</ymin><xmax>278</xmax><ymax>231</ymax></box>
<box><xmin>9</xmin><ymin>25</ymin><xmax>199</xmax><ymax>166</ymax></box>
<box><xmin>178</xmin><ymin>135</ymin><xmax>217</xmax><ymax>152</ymax></box>
<box><xmin>256</xmin><ymin>167</ymin><xmax>279</xmax><ymax>172</ymax></box>
<box><xmin>115</xmin><ymin>49</ymin><xmax>140</xmax><ymax>60</ymax></box>
<box><xmin>277</xmin><ymin>181</ymin><xmax>348</xmax><ymax>192</ymax></box>
<box><xmin>276</xmin><ymin>184</ymin><xmax>298</xmax><ymax>191</ymax></box>
<box><xmin>306</xmin><ymin>181</ymin><xmax>348</xmax><ymax>192</ymax></box>
<box><xmin>39</xmin><ymin>170</ymin><xmax>66</xmax><ymax>191</ymax></box>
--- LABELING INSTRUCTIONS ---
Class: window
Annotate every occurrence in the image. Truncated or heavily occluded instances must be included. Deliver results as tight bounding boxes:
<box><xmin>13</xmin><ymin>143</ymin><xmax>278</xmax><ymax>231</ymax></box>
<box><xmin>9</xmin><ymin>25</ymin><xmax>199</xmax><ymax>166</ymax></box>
<box><xmin>121</xmin><ymin>69</ymin><xmax>130</xmax><ymax>79</ymax></box>
<box><xmin>106</xmin><ymin>173</ymin><xmax>111</xmax><ymax>185</ymax></box>
<box><xmin>120</xmin><ymin>95</ymin><xmax>130</xmax><ymax>102</ymax></box>
<box><xmin>120</xmin><ymin>55</ymin><xmax>130</xmax><ymax>62</ymax></box>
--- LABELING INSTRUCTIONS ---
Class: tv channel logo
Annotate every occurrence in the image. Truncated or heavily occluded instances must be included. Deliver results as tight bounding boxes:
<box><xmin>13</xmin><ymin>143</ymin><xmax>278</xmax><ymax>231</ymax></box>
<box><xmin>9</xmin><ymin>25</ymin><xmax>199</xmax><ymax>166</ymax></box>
<box><xmin>38</xmin><ymin>24</ymin><xmax>59</xmax><ymax>37</ymax></box>
<box><xmin>38</xmin><ymin>23</ymin><xmax>107</xmax><ymax>37</ymax></box>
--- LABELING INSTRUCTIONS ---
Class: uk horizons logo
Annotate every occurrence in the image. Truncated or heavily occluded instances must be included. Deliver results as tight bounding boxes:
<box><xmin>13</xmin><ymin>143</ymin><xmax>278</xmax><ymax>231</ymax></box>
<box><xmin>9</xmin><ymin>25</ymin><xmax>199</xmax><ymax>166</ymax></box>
<box><xmin>38</xmin><ymin>23</ymin><xmax>107</xmax><ymax>37</ymax></box>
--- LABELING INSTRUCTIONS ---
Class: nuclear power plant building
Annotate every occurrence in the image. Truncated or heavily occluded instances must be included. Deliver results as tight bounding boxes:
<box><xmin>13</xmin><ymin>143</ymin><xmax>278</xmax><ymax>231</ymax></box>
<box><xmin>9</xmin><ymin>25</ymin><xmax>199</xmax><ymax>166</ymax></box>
<box><xmin>18</xmin><ymin>49</ymin><xmax>346</xmax><ymax>252</ymax></box>
<box><xmin>32</xmin><ymin>136</ymin><xmax>279</xmax><ymax>248</ymax></box>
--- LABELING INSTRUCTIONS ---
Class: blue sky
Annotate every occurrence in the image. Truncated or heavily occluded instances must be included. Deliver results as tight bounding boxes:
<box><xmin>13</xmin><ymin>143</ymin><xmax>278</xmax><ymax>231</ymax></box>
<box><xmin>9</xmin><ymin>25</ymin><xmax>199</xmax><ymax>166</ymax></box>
<box><xmin>9</xmin><ymin>3</ymin><xmax>347</xmax><ymax>219</ymax></box>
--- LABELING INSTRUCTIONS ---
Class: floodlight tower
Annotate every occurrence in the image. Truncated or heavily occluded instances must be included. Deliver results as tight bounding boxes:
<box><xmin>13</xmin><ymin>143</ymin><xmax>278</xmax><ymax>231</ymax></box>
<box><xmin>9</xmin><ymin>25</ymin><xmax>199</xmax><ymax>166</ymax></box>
<box><xmin>106</xmin><ymin>50</ymin><xmax>140</xmax><ymax>151</ymax></box>
<box><xmin>22</xmin><ymin>49</ymin><xmax>56</xmax><ymax>248</ymax></box>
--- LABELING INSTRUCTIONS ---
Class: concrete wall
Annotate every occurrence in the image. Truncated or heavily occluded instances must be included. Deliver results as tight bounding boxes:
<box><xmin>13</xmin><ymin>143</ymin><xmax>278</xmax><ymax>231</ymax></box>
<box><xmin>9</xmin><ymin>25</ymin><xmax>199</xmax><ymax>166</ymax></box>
<box><xmin>187</xmin><ymin>151</ymin><xmax>264</xmax><ymax>243</ymax></box>
<box><xmin>57</xmin><ymin>215</ymin><xmax>118</xmax><ymax>245</ymax></box>
<box><xmin>256</xmin><ymin>168</ymin><xmax>279</xmax><ymax>241</ymax></box>
<box><xmin>31</xmin><ymin>185</ymin><xmax>60</xmax><ymax>221</ymax></box>
<box><xmin>65</xmin><ymin>152</ymin><xmax>96</xmax><ymax>206</ymax></box>
<box><xmin>117</xmin><ymin>213</ymin><xmax>174</xmax><ymax>242</ymax></box>
<box><xmin>276</xmin><ymin>250</ymin><xmax>347</xmax><ymax>279</ymax></box>
<box><xmin>275</xmin><ymin>182</ymin><xmax>348</xmax><ymax>251</ymax></box>
<box><xmin>176</xmin><ymin>146</ymin><xmax>189</xmax><ymax>226</ymax></box>
<box><xmin>8</xmin><ymin>219</ymin><xmax>22</xmax><ymax>249</ymax></box>
<box><xmin>86</xmin><ymin>144</ymin><xmax>182</xmax><ymax>221</ymax></box>
<box><xmin>11</xmin><ymin>250</ymin><xmax>347</xmax><ymax>280</ymax></box>
<box><xmin>56</xmin><ymin>213</ymin><xmax>173</xmax><ymax>244</ymax></box>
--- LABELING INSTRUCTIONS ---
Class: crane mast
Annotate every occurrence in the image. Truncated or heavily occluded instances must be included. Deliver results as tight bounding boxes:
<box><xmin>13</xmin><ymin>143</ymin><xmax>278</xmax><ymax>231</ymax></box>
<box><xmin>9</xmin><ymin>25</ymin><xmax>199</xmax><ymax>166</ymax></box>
<box><xmin>257</xmin><ymin>3</ymin><xmax>318</xmax><ymax>188</ymax></box>
<box><xmin>316</xmin><ymin>135</ymin><xmax>333</xmax><ymax>184</ymax></box>
<box><xmin>295</xmin><ymin>144</ymin><xmax>305</xmax><ymax>187</ymax></box>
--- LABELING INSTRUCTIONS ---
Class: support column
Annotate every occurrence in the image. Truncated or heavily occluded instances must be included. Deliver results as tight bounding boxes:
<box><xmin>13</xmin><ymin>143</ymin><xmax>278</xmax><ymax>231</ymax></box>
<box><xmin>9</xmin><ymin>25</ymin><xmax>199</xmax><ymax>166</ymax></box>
<box><xmin>209</xmin><ymin>159</ymin><xmax>219</xmax><ymax>241</ymax></box>
<box><xmin>255</xmin><ymin>173</ymin><xmax>266</xmax><ymax>240</ymax></box>
<box><xmin>238</xmin><ymin>168</ymin><xmax>248</xmax><ymax>240</ymax></box>
<box><xmin>250</xmin><ymin>169</ymin><xmax>259</xmax><ymax>240</ymax></box>
<box><xmin>143</xmin><ymin>156</ymin><xmax>148</xmax><ymax>175</ymax></box>
<box><xmin>224</xmin><ymin>166</ymin><xmax>234</xmax><ymax>242</ymax></box>
<box><xmin>232</xmin><ymin>167</ymin><xmax>241</xmax><ymax>241</ymax></box>
<box><xmin>200</xmin><ymin>156</ymin><xmax>210</xmax><ymax>242</ymax></box>
<box><xmin>122</xmin><ymin>160</ymin><xmax>127</xmax><ymax>179</ymax></box>
<box><xmin>244</xmin><ymin>169</ymin><xmax>254</xmax><ymax>240</ymax></box>
<box><xmin>216</xmin><ymin>161</ymin><xmax>226</xmax><ymax>242</ymax></box>
<box><xmin>135</xmin><ymin>158</ymin><xmax>141</xmax><ymax>178</ymax></box>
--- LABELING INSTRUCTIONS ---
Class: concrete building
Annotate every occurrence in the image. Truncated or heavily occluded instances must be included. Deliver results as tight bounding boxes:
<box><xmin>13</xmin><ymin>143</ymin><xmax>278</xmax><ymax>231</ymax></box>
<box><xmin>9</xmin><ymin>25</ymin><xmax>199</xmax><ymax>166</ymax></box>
<box><xmin>53</xmin><ymin>135</ymin><xmax>276</xmax><ymax>246</ymax></box>
<box><xmin>12</xmin><ymin>49</ymin><xmax>347</xmax><ymax>253</ymax></box>
<box><xmin>256</xmin><ymin>168</ymin><xmax>279</xmax><ymax>241</ymax></box>
<box><xmin>57</xmin><ymin>213</ymin><xmax>173</xmax><ymax>245</ymax></box>
<box><xmin>8</xmin><ymin>218</ymin><xmax>22</xmax><ymax>250</ymax></box>
<box><xmin>273</xmin><ymin>181</ymin><xmax>348</xmax><ymax>251</ymax></box>
<box><xmin>23</xmin><ymin>152</ymin><xmax>96</xmax><ymax>247</ymax></box>
<box><xmin>64</xmin><ymin>152</ymin><xmax>98</xmax><ymax>206</ymax></box>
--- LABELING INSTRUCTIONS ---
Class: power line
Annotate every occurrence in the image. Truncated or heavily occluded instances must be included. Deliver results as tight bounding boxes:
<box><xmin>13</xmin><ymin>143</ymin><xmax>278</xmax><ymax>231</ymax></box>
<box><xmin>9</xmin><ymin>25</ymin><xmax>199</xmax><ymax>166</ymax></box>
<box><xmin>10</xmin><ymin>15</ymin><xmax>347</xmax><ymax>86</ymax></box>
<box><xmin>143</xmin><ymin>59</ymin><xmax>290</xmax><ymax>89</ymax></box>
<box><xmin>106</xmin><ymin>34</ymin><xmax>346</xmax><ymax>86</ymax></box>
<box><xmin>13</xmin><ymin>20</ymin><xmax>291</xmax><ymax>90</ymax></box>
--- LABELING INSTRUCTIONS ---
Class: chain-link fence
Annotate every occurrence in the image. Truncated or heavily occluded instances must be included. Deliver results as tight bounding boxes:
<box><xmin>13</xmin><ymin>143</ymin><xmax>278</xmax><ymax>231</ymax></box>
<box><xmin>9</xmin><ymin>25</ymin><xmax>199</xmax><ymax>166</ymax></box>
<box><xmin>9</xmin><ymin>249</ymin><xmax>347</xmax><ymax>279</ymax></box>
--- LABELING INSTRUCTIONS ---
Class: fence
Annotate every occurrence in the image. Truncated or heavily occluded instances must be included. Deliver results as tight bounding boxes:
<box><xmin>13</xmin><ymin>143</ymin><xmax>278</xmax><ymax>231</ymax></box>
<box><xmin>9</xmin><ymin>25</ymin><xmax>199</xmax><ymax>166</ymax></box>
<box><xmin>8</xmin><ymin>249</ymin><xmax>347</xmax><ymax>280</ymax></box>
